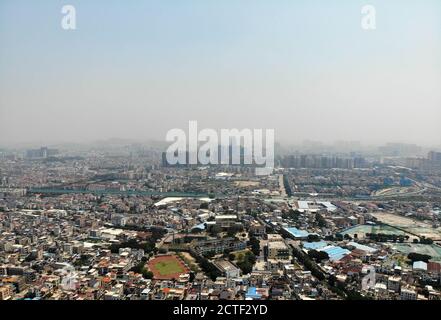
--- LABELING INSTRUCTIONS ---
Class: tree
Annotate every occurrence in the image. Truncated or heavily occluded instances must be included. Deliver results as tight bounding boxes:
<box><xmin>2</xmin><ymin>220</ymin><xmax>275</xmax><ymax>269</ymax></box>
<box><xmin>307</xmin><ymin>250</ymin><xmax>329</xmax><ymax>262</ymax></box>
<box><xmin>246</xmin><ymin>251</ymin><xmax>257</xmax><ymax>264</ymax></box>
<box><xmin>329</xmin><ymin>274</ymin><xmax>336</xmax><ymax>287</ymax></box>
<box><xmin>227</xmin><ymin>225</ymin><xmax>243</xmax><ymax>237</ymax></box>
<box><xmin>343</xmin><ymin>234</ymin><xmax>352</xmax><ymax>240</ymax></box>
<box><xmin>142</xmin><ymin>270</ymin><xmax>154</xmax><ymax>279</ymax></box>
<box><xmin>110</xmin><ymin>238</ymin><xmax>156</xmax><ymax>254</ymax></box>
<box><xmin>192</xmin><ymin>254</ymin><xmax>221</xmax><ymax>281</ymax></box>
<box><xmin>199</xmin><ymin>202</ymin><xmax>209</xmax><ymax>209</ymax></box>
<box><xmin>248</xmin><ymin>236</ymin><xmax>260</xmax><ymax>256</ymax></box>
<box><xmin>307</xmin><ymin>234</ymin><xmax>321</xmax><ymax>242</ymax></box>
<box><xmin>408</xmin><ymin>252</ymin><xmax>431</xmax><ymax>263</ymax></box>
<box><xmin>130</xmin><ymin>262</ymin><xmax>146</xmax><ymax>274</ymax></box>
<box><xmin>291</xmin><ymin>246</ymin><xmax>326</xmax><ymax>281</ymax></box>
<box><xmin>237</xmin><ymin>260</ymin><xmax>253</xmax><ymax>274</ymax></box>
<box><xmin>282</xmin><ymin>209</ymin><xmax>301</xmax><ymax>220</ymax></box>
<box><xmin>235</xmin><ymin>251</ymin><xmax>256</xmax><ymax>275</ymax></box>
<box><xmin>420</xmin><ymin>237</ymin><xmax>434</xmax><ymax>245</ymax></box>
<box><xmin>24</xmin><ymin>254</ymin><xmax>36</xmax><ymax>262</ymax></box>
<box><xmin>203</xmin><ymin>251</ymin><xmax>216</xmax><ymax>259</ymax></box>
<box><xmin>283</xmin><ymin>174</ymin><xmax>292</xmax><ymax>197</ymax></box>
<box><xmin>315</xmin><ymin>213</ymin><xmax>327</xmax><ymax>228</ymax></box>
<box><xmin>346</xmin><ymin>290</ymin><xmax>371</xmax><ymax>300</ymax></box>
<box><xmin>208</xmin><ymin>224</ymin><xmax>222</xmax><ymax>237</ymax></box>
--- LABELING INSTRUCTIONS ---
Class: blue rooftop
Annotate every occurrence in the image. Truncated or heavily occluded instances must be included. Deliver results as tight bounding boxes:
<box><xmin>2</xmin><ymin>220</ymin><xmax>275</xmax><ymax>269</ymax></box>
<box><xmin>413</xmin><ymin>261</ymin><xmax>427</xmax><ymax>271</ymax></box>
<box><xmin>303</xmin><ymin>241</ymin><xmax>328</xmax><ymax>250</ymax></box>
<box><xmin>246</xmin><ymin>287</ymin><xmax>262</xmax><ymax>299</ymax></box>
<box><xmin>347</xmin><ymin>241</ymin><xmax>377</xmax><ymax>253</ymax></box>
<box><xmin>192</xmin><ymin>223</ymin><xmax>206</xmax><ymax>230</ymax></box>
<box><xmin>320</xmin><ymin>246</ymin><xmax>351</xmax><ymax>261</ymax></box>
<box><xmin>285</xmin><ymin>227</ymin><xmax>309</xmax><ymax>238</ymax></box>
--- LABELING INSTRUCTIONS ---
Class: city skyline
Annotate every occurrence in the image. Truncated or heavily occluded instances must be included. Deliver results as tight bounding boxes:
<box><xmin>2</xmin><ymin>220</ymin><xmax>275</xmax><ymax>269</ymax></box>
<box><xmin>1</xmin><ymin>138</ymin><xmax>440</xmax><ymax>155</ymax></box>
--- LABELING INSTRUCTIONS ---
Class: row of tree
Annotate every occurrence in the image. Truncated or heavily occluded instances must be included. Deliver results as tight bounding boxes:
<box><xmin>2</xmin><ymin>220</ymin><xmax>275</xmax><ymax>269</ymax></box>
<box><xmin>283</xmin><ymin>174</ymin><xmax>293</xmax><ymax>197</ymax></box>
<box><xmin>110</xmin><ymin>239</ymin><xmax>157</xmax><ymax>254</ymax></box>
<box><xmin>408</xmin><ymin>252</ymin><xmax>432</xmax><ymax>263</ymax></box>
<box><xmin>291</xmin><ymin>246</ymin><xmax>326</xmax><ymax>281</ymax></box>
<box><xmin>248</xmin><ymin>236</ymin><xmax>260</xmax><ymax>256</ymax></box>
<box><xmin>282</xmin><ymin>209</ymin><xmax>301</xmax><ymax>220</ymax></box>
<box><xmin>366</xmin><ymin>233</ymin><xmax>408</xmax><ymax>243</ymax></box>
<box><xmin>192</xmin><ymin>253</ymin><xmax>221</xmax><ymax>281</ymax></box>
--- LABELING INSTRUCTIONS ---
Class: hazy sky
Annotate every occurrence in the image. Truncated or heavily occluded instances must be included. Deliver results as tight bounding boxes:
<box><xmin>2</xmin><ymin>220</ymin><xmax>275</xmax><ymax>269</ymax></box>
<box><xmin>1</xmin><ymin>0</ymin><xmax>440</xmax><ymax>147</ymax></box>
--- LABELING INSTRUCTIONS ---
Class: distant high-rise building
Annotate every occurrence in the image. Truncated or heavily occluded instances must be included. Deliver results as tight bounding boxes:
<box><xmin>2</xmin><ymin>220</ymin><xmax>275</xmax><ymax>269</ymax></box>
<box><xmin>428</xmin><ymin>151</ymin><xmax>441</xmax><ymax>162</ymax></box>
<box><xmin>26</xmin><ymin>147</ymin><xmax>58</xmax><ymax>159</ymax></box>
<box><xmin>279</xmin><ymin>154</ymin><xmax>367</xmax><ymax>169</ymax></box>
<box><xmin>378</xmin><ymin>143</ymin><xmax>422</xmax><ymax>157</ymax></box>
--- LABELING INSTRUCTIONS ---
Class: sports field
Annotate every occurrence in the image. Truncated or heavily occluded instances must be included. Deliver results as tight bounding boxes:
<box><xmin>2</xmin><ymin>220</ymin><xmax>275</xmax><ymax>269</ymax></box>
<box><xmin>388</xmin><ymin>243</ymin><xmax>441</xmax><ymax>262</ymax></box>
<box><xmin>371</xmin><ymin>212</ymin><xmax>441</xmax><ymax>239</ymax></box>
<box><xmin>341</xmin><ymin>224</ymin><xmax>410</xmax><ymax>238</ymax></box>
<box><xmin>148</xmin><ymin>255</ymin><xmax>189</xmax><ymax>280</ymax></box>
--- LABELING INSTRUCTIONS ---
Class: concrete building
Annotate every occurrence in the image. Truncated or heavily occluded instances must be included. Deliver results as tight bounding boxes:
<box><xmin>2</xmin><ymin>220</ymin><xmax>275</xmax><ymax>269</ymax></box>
<box><xmin>214</xmin><ymin>259</ymin><xmax>241</xmax><ymax>278</ymax></box>
<box><xmin>267</xmin><ymin>241</ymin><xmax>290</xmax><ymax>260</ymax></box>
<box><xmin>400</xmin><ymin>288</ymin><xmax>418</xmax><ymax>300</ymax></box>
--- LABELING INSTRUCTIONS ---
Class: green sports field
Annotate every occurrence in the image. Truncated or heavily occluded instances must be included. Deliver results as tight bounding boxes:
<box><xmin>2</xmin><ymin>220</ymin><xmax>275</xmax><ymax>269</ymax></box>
<box><xmin>148</xmin><ymin>255</ymin><xmax>189</xmax><ymax>279</ymax></box>
<box><xmin>154</xmin><ymin>260</ymin><xmax>185</xmax><ymax>275</ymax></box>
